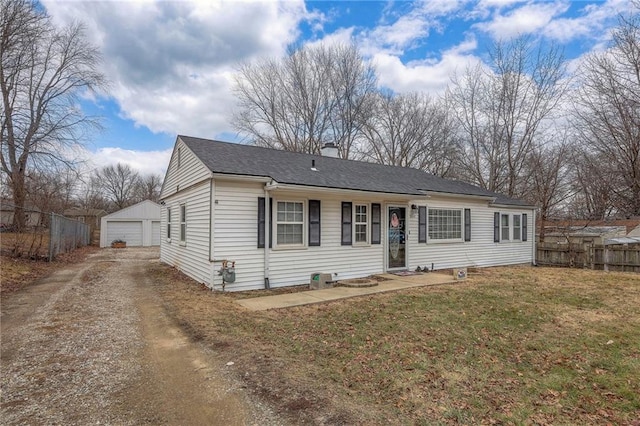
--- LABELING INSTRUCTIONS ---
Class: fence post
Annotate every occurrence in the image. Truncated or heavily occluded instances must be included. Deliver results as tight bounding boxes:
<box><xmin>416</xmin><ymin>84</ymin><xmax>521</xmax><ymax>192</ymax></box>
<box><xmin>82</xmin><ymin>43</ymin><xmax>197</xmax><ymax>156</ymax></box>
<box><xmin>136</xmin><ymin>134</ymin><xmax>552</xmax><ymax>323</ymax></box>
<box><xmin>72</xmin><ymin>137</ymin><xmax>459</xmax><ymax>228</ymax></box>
<box><xmin>604</xmin><ymin>246</ymin><xmax>609</xmax><ymax>272</ymax></box>
<box><xmin>48</xmin><ymin>213</ymin><xmax>55</xmax><ymax>262</ymax></box>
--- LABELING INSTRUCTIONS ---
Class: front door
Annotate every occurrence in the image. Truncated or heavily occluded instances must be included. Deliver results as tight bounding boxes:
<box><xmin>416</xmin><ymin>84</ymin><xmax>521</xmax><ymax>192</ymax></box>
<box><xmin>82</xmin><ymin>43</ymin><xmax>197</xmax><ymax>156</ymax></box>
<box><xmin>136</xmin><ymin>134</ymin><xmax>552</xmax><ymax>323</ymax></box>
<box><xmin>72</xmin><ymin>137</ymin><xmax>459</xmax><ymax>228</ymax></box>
<box><xmin>387</xmin><ymin>206</ymin><xmax>406</xmax><ymax>269</ymax></box>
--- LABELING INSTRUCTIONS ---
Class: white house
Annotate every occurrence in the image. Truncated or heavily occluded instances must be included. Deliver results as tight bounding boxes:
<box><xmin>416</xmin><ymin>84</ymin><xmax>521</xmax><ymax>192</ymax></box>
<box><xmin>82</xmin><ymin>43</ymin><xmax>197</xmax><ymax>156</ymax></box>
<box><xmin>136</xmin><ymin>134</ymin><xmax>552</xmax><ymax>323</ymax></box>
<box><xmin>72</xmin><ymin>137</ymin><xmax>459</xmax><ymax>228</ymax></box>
<box><xmin>100</xmin><ymin>200</ymin><xmax>161</xmax><ymax>248</ymax></box>
<box><xmin>160</xmin><ymin>136</ymin><xmax>536</xmax><ymax>292</ymax></box>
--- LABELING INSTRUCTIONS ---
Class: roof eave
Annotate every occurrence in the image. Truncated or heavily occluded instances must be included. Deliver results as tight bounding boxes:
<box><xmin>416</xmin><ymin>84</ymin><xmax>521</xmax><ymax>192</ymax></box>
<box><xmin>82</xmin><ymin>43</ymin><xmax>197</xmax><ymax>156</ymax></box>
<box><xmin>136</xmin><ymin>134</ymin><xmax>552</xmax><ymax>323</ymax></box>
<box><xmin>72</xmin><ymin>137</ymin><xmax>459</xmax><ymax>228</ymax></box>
<box><xmin>264</xmin><ymin>182</ymin><xmax>425</xmax><ymax>200</ymax></box>
<box><xmin>490</xmin><ymin>202</ymin><xmax>537</xmax><ymax>209</ymax></box>
<box><xmin>423</xmin><ymin>191</ymin><xmax>496</xmax><ymax>202</ymax></box>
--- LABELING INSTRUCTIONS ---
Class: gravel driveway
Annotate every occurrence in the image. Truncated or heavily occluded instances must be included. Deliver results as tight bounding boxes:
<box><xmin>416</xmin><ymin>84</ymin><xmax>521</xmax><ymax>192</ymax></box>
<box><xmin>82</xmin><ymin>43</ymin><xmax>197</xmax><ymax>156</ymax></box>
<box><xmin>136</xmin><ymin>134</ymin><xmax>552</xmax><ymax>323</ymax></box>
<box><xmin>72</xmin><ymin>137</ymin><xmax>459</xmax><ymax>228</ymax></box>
<box><xmin>1</xmin><ymin>247</ymin><xmax>280</xmax><ymax>425</ymax></box>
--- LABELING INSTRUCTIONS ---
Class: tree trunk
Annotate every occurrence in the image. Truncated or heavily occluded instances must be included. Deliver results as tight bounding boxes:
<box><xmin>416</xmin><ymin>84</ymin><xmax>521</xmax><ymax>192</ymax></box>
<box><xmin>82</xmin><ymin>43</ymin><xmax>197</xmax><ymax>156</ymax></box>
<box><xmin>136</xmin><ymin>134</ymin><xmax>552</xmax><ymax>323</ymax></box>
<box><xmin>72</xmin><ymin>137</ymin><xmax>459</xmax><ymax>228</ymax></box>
<box><xmin>10</xmin><ymin>170</ymin><xmax>26</xmax><ymax>231</ymax></box>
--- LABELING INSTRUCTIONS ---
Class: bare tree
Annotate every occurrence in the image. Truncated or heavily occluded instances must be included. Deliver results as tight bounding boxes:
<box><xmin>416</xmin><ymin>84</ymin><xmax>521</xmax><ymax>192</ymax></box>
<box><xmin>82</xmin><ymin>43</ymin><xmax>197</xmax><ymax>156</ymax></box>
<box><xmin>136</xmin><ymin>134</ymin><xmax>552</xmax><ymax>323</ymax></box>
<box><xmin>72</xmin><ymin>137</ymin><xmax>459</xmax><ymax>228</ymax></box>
<box><xmin>133</xmin><ymin>173</ymin><xmax>162</xmax><ymax>203</ymax></box>
<box><xmin>522</xmin><ymin>139</ymin><xmax>573</xmax><ymax>241</ymax></box>
<box><xmin>361</xmin><ymin>92</ymin><xmax>459</xmax><ymax>177</ymax></box>
<box><xmin>233</xmin><ymin>43</ymin><xmax>377</xmax><ymax>158</ymax></box>
<box><xmin>573</xmin><ymin>8</ymin><xmax>640</xmax><ymax>217</ymax></box>
<box><xmin>25</xmin><ymin>168</ymin><xmax>79</xmax><ymax>216</ymax></box>
<box><xmin>95</xmin><ymin>163</ymin><xmax>140</xmax><ymax>211</ymax></box>
<box><xmin>76</xmin><ymin>175</ymin><xmax>110</xmax><ymax>211</ymax></box>
<box><xmin>0</xmin><ymin>0</ymin><xmax>106</xmax><ymax>230</ymax></box>
<box><xmin>568</xmin><ymin>148</ymin><xmax>615</xmax><ymax>220</ymax></box>
<box><xmin>447</xmin><ymin>37</ymin><xmax>568</xmax><ymax>198</ymax></box>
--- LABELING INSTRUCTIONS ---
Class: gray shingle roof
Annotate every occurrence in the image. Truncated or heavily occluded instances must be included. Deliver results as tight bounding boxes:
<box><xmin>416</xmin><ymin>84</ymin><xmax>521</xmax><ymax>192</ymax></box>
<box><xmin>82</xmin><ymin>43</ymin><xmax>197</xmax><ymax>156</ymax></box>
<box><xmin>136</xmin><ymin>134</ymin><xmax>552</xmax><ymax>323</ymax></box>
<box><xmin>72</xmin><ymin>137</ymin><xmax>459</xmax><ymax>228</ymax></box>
<box><xmin>180</xmin><ymin>135</ymin><xmax>531</xmax><ymax>207</ymax></box>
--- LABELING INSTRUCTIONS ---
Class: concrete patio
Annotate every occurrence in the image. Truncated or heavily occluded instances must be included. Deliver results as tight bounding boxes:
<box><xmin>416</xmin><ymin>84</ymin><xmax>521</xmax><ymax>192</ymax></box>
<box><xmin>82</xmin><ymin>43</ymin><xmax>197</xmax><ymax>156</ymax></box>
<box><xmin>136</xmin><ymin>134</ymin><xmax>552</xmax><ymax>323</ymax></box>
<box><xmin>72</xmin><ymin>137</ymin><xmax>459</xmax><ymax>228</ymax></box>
<box><xmin>236</xmin><ymin>272</ymin><xmax>458</xmax><ymax>311</ymax></box>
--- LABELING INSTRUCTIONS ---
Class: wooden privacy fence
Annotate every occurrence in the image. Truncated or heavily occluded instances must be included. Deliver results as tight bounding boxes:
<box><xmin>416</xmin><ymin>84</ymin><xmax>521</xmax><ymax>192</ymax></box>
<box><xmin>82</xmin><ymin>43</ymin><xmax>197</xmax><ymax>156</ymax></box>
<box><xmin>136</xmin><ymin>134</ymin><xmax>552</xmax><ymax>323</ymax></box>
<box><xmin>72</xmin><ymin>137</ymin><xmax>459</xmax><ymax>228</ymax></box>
<box><xmin>537</xmin><ymin>242</ymin><xmax>640</xmax><ymax>272</ymax></box>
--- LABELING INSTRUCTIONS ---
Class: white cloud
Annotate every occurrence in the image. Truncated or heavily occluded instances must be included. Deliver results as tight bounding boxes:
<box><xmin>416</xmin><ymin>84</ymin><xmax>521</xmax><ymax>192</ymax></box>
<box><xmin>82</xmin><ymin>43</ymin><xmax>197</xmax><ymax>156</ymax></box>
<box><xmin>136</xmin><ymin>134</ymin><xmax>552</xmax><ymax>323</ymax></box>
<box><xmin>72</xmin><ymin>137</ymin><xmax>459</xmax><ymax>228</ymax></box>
<box><xmin>42</xmin><ymin>0</ymin><xmax>311</xmax><ymax>138</ymax></box>
<box><xmin>474</xmin><ymin>1</ymin><xmax>570</xmax><ymax>39</ymax></box>
<box><xmin>474</xmin><ymin>0</ymin><xmax>634</xmax><ymax>45</ymax></box>
<box><xmin>83</xmin><ymin>147</ymin><xmax>173</xmax><ymax>178</ymax></box>
<box><xmin>374</xmin><ymin>38</ymin><xmax>482</xmax><ymax>95</ymax></box>
<box><xmin>544</xmin><ymin>0</ymin><xmax>635</xmax><ymax>43</ymax></box>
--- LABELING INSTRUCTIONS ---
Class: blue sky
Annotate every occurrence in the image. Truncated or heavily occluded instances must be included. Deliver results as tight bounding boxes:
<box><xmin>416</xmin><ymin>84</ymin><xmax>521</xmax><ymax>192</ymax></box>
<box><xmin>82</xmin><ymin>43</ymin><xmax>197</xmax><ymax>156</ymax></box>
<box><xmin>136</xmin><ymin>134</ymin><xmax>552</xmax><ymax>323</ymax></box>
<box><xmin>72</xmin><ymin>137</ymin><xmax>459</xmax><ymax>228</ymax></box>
<box><xmin>42</xmin><ymin>0</ymin><xmax>635</xmax><ymax>177</ymax></box>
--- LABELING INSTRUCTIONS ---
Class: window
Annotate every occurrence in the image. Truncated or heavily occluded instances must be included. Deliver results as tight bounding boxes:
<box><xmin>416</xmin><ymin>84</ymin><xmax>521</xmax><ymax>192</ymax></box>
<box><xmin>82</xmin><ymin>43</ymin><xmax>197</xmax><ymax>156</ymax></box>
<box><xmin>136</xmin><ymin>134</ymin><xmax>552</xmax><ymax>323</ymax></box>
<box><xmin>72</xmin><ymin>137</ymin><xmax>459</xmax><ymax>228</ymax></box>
<box><xmin>428</xmin><ymin>208</ymin><xmax>462</xmax><ymax>241</ymax></box>
<box><xmin>276</xmin><ymin>201</ymin><xmax>304</xmax><ymax>245</ymax></box>
<box><xmin>513</xmin><ymin>214</ymin><xmax>521</xmax><ymax>241</ymax></box>
<box><xmin>167</xmin><ymin>208</ymin><xmax>172</xmax><ymax>239</ymax></box>
<box><xmin>180</xmin><ymin>204</ymin><xmax>186</xmax><ymax>242</ymax></box>
<box><xmin>501</xmin><ymin>214</ymin><xmax>510</xmax><ymax>241</ymax></box>
<box><xmin>354</xmin><ymin>204</ymin><xmax>368</xmax><ymax>244</ymax></box>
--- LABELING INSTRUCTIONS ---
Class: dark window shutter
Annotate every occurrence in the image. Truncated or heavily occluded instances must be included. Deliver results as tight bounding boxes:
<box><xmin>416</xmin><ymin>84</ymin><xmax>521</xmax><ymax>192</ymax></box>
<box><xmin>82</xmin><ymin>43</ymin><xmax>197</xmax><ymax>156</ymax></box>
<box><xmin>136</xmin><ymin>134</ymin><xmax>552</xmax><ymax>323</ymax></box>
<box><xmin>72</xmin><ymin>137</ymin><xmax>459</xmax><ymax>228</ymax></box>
<box><xmin>309</xmin><ymin>200</ymin><xmax>321</xmax><ymax>246</ymax></box>
<box><xmin>522</xmin><ymin>213</ymin><xmax>528</xmax><ymax>242</ymax></box>
<box><xmin>258</xmin><ymin>197</ymin><xmax>273</xmax><ymax>248</ymax></box>
<box><xmin>258</xmin><ymin>197</ymin><xmax>265</xmax><ymax>248</ymax></box>
<box><xmin>418</xmin><ymin>206</ymin><xmax>427</xmax><ymax>243</ymax></box>
<box><xmin>494</xmin><ymin>212</ymin><xmax>500</xmax><ymax>242</ymax></box>
<box><xmin>269</xmin><ymin>197</ymin><xmax>273</xmax><ymax>248</ymax></box>
<box><xmin>341</xmin><ymin>202</ymin><xmax>352</xmax><ymax>246</ymax></box>
<box><xmin>371</xmin><ymin>203</ymin><xmax>381</xmax><ymax>244</ymax></box>
<box><xmin>464</xmin><ymin>208</ymin><xmax>471</xmax><ymax>242</ymax></box>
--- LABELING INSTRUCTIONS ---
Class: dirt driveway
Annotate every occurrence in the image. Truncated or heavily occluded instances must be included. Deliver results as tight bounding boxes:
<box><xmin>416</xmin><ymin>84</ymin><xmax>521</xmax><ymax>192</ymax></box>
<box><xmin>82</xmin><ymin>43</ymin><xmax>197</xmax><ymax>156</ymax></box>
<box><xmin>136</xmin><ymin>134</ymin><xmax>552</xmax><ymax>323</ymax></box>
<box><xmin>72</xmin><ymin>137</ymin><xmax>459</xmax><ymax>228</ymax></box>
<box><xmin>1</xmin><ymin>247</ymin><xmax>282</xmax><ymax>425</ymax></box>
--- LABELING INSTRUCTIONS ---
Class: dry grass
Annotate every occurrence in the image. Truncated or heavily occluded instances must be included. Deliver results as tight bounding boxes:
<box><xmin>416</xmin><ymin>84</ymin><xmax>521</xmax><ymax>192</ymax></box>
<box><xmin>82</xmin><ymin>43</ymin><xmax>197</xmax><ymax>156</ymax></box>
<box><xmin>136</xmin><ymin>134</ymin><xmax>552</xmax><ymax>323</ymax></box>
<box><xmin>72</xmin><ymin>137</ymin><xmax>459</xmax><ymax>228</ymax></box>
<box><xmin>0</xmin><ymin>246</ymin><xmax>98</xmax><ymax>294</ymax></box>
<box><xmin>0</xmin><ymin>231</ymin><xmax>50</xmax><ymax>258</ymax></box>
<box><xmin>150</xmin><ymin>265</ymin><xmax>640</xmax><ymax>425</ymax></box>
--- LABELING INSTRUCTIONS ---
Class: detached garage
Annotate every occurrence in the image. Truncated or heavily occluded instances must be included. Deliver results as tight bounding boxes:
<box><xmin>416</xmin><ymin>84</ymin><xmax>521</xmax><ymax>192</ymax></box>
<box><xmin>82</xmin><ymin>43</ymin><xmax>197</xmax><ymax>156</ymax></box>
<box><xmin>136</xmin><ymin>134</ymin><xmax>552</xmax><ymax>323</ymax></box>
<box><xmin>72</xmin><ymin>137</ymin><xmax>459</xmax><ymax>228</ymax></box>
<box><xmin>100</xmin><ymin>200</ymin><xmax>161</xmax><ymax>248</ymax></box>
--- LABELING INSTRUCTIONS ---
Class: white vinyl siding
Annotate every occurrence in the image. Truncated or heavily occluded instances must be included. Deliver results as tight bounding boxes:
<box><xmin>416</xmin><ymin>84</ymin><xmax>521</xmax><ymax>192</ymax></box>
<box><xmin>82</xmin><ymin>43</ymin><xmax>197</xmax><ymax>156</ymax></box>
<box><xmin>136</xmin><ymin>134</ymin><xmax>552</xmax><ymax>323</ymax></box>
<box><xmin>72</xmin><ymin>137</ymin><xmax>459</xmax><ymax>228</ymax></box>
<box><xmin>409</xmin><ymin>198</ymin><xmax>533</xmax><ymax>270</ymax></box>
<box><xmin>160</xmin><ymin>181</ymin><xmax>212</xmax><ymax>286</ymax></box>
<box><xmin>212</xmin><ymin>181</ymin><xmax>386</xmax><ymax>291</ymax></box>
<box><xmin>163</xmin><ymin>176</ymin><xmax>534</xmax><ymax>291</ymax></box>
<box><xmin>160</xmin><ymin>137</ymin><xmax>211</xmax><ymax>199</ymax></box>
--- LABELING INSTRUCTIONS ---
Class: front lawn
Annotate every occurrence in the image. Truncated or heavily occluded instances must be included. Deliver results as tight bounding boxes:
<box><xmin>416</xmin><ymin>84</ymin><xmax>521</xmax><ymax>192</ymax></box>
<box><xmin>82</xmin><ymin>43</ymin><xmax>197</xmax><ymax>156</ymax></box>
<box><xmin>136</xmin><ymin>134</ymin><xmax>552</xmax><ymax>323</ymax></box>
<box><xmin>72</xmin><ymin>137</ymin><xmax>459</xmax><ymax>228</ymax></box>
<box><xmin>151</xmin><ymin>266</ymin><xmax>640</xmax><ymax>425</ymax></box>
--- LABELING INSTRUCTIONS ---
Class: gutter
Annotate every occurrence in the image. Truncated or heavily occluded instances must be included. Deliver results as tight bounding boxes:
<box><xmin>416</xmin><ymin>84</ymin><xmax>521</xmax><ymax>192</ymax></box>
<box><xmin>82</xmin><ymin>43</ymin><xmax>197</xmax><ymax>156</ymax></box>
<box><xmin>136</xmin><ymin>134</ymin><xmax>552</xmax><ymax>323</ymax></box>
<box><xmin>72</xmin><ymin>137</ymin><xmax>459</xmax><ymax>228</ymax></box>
<box><xmin>265</xmin><ymin>181</ymin><xmax>422</xmax><ymax>200</ymax></box>
<box><xmin>423</xmin><ymin>191</ymin><xmax>496</xmax><ymax>202</ymax></box>
<box><xmin>532</xmin><ymin>209</ymin><xmax>537</xmax><ymax>266</ymax></box>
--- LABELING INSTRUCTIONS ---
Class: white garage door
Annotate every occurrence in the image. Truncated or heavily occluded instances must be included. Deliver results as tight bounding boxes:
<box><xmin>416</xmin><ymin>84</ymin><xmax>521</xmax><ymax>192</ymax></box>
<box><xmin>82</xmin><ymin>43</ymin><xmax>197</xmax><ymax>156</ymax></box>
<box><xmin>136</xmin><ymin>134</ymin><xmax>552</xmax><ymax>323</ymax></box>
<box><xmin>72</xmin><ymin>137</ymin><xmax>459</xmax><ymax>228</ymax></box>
<box><xmin>151</xmin><ymin>221</ymin><xmax>160</xmax><ymax>246</ymax></box>
<box><xmin>106</xmin><ymin>221</ymin><xmax>143</xmax><ymax>246</ymax></box>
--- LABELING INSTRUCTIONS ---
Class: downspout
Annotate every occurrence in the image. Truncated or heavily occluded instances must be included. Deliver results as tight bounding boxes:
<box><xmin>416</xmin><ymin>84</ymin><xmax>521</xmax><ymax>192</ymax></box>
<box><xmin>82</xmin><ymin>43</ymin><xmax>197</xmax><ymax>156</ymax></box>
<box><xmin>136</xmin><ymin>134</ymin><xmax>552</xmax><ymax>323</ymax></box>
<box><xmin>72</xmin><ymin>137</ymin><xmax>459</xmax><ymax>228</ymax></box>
<box><xmin>532</xmin><ymin>208</ymin><xmax>537</xmax><ymax>266</ymax></box>
<box><xmin>208</xmin><ymin>178</ymin><xmax>216</xmax><ymax>289</ymax></box>
<box><xmin>264</xmin><ymin>185</ymin><xmax>271</xmax><ymax>289</ymax></box>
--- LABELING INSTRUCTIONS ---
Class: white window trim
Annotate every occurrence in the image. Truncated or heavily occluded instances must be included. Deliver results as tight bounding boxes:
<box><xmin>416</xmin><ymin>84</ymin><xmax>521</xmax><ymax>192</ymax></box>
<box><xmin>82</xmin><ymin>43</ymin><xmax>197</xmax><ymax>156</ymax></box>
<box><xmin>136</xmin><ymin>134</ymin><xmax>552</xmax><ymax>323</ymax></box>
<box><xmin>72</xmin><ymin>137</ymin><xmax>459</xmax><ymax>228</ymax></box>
<box><xmin>500</xmin><ymin>213</ymin><xmax>510</xmax><ymax>242</ymax></box>
<box><xmin>427</xmin><ymin>207</ymin><xmax>464</xmax><ymax>243</ymax></box>
<box><xmin>353</xmin><ymin>203</ymin><xmax>370</xmax><ymax>246</ymax></box>
<box><xmin>513</xmin><ymin>214</ymin><xmax>522</xmax><ymax>241</ymax></box>
<box><xmin>179</xmin><ymin>204</ymin><xmax>186</xmax><ymax>245</ymax></box>
<box><xmin>273</xmin><ymin>199</ymin><xmax>306</xmax><ymax>249</ymax></box>
<box><xmin>498</xmin><ymin>213</ymin><xmax>527</xmax><ymax>243</ymax></box>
